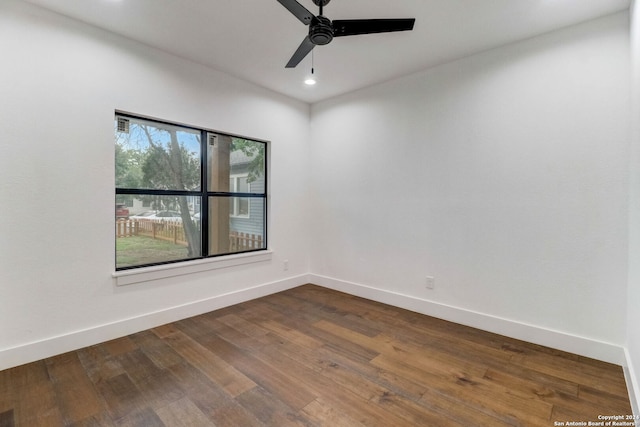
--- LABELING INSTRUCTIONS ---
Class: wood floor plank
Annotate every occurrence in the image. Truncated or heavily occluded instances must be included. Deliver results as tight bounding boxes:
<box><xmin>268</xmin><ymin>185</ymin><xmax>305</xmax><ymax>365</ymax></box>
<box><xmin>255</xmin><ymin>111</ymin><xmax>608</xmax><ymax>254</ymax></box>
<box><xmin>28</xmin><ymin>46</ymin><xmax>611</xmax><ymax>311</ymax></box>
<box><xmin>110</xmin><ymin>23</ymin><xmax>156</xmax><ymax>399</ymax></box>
<box><xmin>116</xmin><ymin>348</ymin><xmax>165</xmax><ymax>384</ymax></box>
<box><xmin>197</xmin><ymin>332</ymin><xmax>318</xmax><ymax>412</ymax></box>
<box><xmin>261</xmin><ymin>340</ymin><xmax>386</xmax><ymax>403</ymax></box>
<box><xmin>129</xmin><ymin>330</ymin><xmax>183</xmax><ymax>370</ymax></box>
<box><xmin>167</xmin><ymin>361</ymin><xmax>263</xmax><ymax>427</ymax></box>
<box><xmin>134</xmin><ymin>372</ymin><xmax>185</xmax><ymax>411</ymax></box>
<box><xmin>0</xmin><ymin>409</ymin><xmax>14</xmax><ymax>427</ymax></box>
<box><xmin>253</xmin><ymin>337</ymin><xmax>444</xmax><ymax>426</ymax></box>
<box><xmin>376</xmin><ymin>315</ymin><xmax>517</xmax><ymax>368</ymax></box>
<box><xmin>235</xmin><ymin>386</ymin><xmax>314</xmax><ymax>427</ymax></box>
<box><xmin>511</xmin><ymin>350</ymin><xmax>629</xmax><ymax>398</ymax></box>
<box><xmin>483</xmin><ymin>367</ymin><xmax>577</xmax><ymax>404</ymax></box>
<box><xmin>0</xmin><ymin>284</ymin><xmax>632</xmax><ymax>426</ymax></box>
<box><xmin>45</xmin><ymin>352</ymin><xmax>105</xmax><ymax>424</ymax></box>
<box><xmin>259</xmin><ymin>320</ymin><xmax>324</xmax><ymax>351</ymax></box>
<box><xmin>102</xmin><ymin>337</ymin><xmax>138</xmax><ymax>357</ymax></box>
<box><xmin>189</xmin><ymin>316</ymin><xmax>323</xmax><ymax>411</ymax></box>
<box><xmin>151</xmin><ymin>324</ymin><xmax>181</xmax><ymax>338</ymax></box>
<box><xmin>0</xmin><ymin>361</ymin><xmax>49</xmax><ymax>393</ymax></box>
<box><xmin>267</xmin><ymin>335</ymin><xmax>510</xmax><ymax>426</ymax></box>
<box><xmin>312</xmin><ymin>319</ymin><xmax>379</xmax><ymax>350</ymax></box>
<box><xmin>205</xmin><ymin>312</ymin><xmax>406</xmax><ymax>424</ymax></box>
<box><xmin>76</xmin><ymin>345</ymin><xmax>125</xmax><ymax>384</ymax></box>
<box><xmin>154</xmin><ymin>397</ymin><xmax>215</xmax><ymax>427</ymax></box>
<box><xmin>317</xmin><ymin>388</ymin><xmax>425</xmax><ymax>427</ymax></box>
<box><xmin>14</xmin><ymin>380</ymin><xmax>64</xmax><ymax>427</ymax></box>
<box><xmin>419</xmin><ymin>385</ymin><xmax>517</xmax><ymax>427</ymax></box>
<box><xmin>97</xmin><ymin>373</ymin><xmax>146</xmax><ymax>421</ymax></box>
<box><xmin>485</xmin><ymin>362</ymin><xmax>581</xmax><ymax>398</ymax></box>
<box><xmin>0</xmin><ymin>378</ymin><xmax>15</xmax><ymax>416</ymax></box>
<box><xmin>300</xmin><ymin>398</ymin><xmax>366</xmax><ymax>427</ymax></box>
<box><xmin>302</xmin><ymin>325</ymin><xmax>381</xmax><ymax>363</ymax></box>
<box><xmin>269</xmin><ymin>359</ymin><xmax>412</xmax><ymax>427</ymax></box>
<box><xmin>161</xmin><ymin>330</ymin><xmax>256</xmax><ymax>397</ymax></box>
<box><xmin>0</xmin><ymin>361</ymin><xmax>61</xmax><ymax>426</ymax></box>
<box><xmin>372</xmin><ymin>337</ymin><xmax>488</xmax><ymax>381</ymax></box>
<box><xmin>372</xmin><ymin>389</ymin><xmax>464</xmax><ymax>427</ymax></box>
<box><xmin>69</xmin><ymin>412</ymin><xmax>115</xmax><ymax>427</ymax></box>
<box><xmin>194</xmin><ymin>315</ymin><xmax>279</xmax><ymax>353</ymax></box>
<box><xmin>281</xmin><ymin>291</ymin><xmax>384</xmax><ymax>338</ymax></box>
<box><xmin>578</xmin><ymin>384</ymin><xmax>634</xmax><ymax>414</ymax></box>
<box><xmin>195</xmin><ymin>316</ymin><xmax>404</xmax><ymax>426</ymax></box>
<box><xmin>216</xmin><ymin>313</ymin><xmax>271</xmax><ymax>340</ymax></box>
<box><xmin>372</xmin><ymin>353</ymin><xmax>553</xmax><ymax>425</ymax></box>
<box><xmin>114</xmin><ymin>407</ymin><xmax>165</xmax><ymax>427</ymax></box>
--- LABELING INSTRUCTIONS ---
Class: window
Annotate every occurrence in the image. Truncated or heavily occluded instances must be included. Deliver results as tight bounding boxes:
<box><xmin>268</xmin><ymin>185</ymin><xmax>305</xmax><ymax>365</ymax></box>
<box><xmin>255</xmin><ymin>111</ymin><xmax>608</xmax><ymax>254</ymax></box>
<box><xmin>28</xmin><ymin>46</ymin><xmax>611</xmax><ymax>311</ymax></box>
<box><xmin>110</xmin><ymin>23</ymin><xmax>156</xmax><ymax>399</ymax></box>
<box><xmin>115</xmin><ymin>113</ymin><xmax>267</xmax><ymax>270</ymax></box>
<box><xmin>230</xmin><ymin>175</ymin><xmax>250</xmax><ymax>218</ymax></box>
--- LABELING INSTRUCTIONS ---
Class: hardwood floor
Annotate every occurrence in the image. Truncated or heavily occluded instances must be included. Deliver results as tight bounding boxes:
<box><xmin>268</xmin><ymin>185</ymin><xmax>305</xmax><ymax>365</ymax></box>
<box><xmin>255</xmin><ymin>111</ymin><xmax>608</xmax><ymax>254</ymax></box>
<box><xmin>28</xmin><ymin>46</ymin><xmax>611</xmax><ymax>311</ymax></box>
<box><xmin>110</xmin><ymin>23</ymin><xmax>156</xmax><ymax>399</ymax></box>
<box><xmin>0</xmin><ymin>284</ymin><xmax>632</xmax><ymax>426</ymax></box>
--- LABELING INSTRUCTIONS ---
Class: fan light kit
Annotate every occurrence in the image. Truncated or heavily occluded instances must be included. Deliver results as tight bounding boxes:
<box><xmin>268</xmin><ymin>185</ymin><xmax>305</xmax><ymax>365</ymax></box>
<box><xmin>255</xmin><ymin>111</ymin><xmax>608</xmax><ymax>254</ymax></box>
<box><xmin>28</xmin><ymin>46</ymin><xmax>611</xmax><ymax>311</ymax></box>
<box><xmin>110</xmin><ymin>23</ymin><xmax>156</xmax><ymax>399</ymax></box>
<box><xmin>305</xmin><ymin>68</ymin><xmax>316</xmax><ymax>85</ymax></box>
<box><xmin>305</xmin><ymin>51</ymin><xmax>317</xmax><ymax>85</ymax></box>
<box><xmin>277</xmin><ymin>0</ymin><xmax>416</xmax><ymax>68</ymax></box>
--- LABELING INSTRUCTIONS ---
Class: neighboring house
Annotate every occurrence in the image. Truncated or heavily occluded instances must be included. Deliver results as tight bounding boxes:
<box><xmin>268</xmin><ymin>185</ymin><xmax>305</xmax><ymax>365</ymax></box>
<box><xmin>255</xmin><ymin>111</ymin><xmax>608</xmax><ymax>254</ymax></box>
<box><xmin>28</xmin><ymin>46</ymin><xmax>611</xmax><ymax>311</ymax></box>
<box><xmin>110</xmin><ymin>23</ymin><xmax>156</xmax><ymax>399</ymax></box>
<box><xmin>229</xmin><ymin>149</ymin><xmax>265</xmax><ymax>239</ymax></box>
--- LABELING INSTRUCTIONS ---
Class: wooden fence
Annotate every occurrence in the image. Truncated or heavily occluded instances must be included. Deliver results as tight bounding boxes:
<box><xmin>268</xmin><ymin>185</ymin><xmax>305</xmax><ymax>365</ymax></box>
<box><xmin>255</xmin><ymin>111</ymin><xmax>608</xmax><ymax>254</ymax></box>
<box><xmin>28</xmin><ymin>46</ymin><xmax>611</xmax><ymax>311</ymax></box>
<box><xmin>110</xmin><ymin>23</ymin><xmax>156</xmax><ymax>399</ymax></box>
<box><xmin>229</xmin><ymin>231</ymin><xmax>263</xmax><ymax>251</ymax></box>
<box><xmin>116</xmin><ymin>218</ymin><xmax>188</xmax><ymax>246</ymax></box>
<box><xmin>116</xmin><ymin>219</ymin><xmax>263</xmax><ymax>251</ymax></box>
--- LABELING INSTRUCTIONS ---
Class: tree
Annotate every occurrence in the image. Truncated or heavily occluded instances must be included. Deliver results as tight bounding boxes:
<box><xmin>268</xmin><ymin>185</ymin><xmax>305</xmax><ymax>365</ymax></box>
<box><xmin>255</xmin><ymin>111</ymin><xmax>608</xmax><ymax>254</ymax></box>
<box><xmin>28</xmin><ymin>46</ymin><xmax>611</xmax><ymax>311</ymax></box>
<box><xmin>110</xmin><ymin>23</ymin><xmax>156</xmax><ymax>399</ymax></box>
<box><xmin>115</xmin><ymin>143</ymin><xmax>144</xmax><ymax>188</ymax></box>
<box><xmin>138</xmin><ymin>125</ymin><xmax>201</xmax><ymax>257</ymax></box>
<box><xmin>231</xmin><ymin>138</ymin><xmax>265</xmax><ymax>184</ymax></box>
<box><xmin>141</xmin><ymin>139</ymin><xmax>199</xmax><ymax>190</ymax></box>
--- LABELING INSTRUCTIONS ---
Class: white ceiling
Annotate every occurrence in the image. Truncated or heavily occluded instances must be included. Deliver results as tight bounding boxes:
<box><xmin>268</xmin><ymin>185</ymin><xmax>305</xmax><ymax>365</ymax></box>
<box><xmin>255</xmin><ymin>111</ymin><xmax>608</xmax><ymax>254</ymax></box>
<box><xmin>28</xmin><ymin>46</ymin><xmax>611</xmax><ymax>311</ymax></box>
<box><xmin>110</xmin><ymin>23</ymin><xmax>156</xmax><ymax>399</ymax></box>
<box><xmin>22</xmin><ymin>0</ymin><xmax>630</xmax><ymax>104</ymax></box>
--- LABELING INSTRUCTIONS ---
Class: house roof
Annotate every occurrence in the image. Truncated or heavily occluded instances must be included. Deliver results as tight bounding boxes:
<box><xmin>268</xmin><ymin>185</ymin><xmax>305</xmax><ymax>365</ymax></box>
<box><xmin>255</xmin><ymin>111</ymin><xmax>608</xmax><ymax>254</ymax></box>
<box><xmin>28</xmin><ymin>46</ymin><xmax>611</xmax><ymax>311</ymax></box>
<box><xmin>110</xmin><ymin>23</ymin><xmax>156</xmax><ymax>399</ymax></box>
<box><xmin>22</xmin><ymin>0</ymin><xmax>630</xmax><ymax>104</ymax></box>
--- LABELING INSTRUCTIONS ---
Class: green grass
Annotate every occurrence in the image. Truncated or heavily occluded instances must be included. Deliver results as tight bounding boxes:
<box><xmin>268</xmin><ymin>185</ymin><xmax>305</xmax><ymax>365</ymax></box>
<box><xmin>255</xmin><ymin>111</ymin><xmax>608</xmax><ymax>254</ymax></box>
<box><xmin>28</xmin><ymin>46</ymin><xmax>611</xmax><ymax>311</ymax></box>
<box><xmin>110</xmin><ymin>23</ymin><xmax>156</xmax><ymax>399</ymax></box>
<box><xmin>116</xmin><ymin>236</ymin><xmax>189</xmax><ymax>268</ymax></box>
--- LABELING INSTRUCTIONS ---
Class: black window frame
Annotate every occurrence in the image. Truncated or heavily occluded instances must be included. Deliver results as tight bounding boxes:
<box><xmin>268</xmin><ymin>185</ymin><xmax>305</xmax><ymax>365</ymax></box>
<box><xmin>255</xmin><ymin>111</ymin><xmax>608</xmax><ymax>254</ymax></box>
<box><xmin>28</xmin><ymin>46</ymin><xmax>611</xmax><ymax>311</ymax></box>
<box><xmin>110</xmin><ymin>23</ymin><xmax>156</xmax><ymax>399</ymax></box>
<box><xmin>115</xmin><ymin>112</ymin><xmax>268</xmax><ymax>271</ymax></box>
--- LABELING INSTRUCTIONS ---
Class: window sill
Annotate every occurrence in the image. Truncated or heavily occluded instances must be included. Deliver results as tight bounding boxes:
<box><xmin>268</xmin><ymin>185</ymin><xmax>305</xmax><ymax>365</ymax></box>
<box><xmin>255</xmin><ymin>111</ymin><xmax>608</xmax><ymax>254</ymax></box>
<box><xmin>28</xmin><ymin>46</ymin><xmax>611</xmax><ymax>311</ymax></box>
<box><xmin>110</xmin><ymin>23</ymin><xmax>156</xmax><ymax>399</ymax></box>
<box><xmin>112</xmin><ymin>250</ymin><xmax>273</xmax><ymax>286</ymax></box>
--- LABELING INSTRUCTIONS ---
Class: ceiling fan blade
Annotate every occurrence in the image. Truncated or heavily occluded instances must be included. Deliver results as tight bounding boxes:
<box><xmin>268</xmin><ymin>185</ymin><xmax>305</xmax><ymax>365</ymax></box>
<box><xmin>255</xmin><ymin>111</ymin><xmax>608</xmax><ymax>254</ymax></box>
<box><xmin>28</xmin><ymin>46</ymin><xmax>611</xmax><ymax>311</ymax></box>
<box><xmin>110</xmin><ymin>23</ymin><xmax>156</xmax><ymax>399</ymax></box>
<box><xmin>333</xmin><ymin>19</ymin><xmax>415</xmax><ymax>37</ymax></box>
<box><xmin>286</xmin><ymin>36</ymin><xmax>316</xmax><ymax>68</ymax></box>
<box><xmin>276</xmin><ymin>0</ymin><xmax>315</xmax><ymax>25</ymax></box>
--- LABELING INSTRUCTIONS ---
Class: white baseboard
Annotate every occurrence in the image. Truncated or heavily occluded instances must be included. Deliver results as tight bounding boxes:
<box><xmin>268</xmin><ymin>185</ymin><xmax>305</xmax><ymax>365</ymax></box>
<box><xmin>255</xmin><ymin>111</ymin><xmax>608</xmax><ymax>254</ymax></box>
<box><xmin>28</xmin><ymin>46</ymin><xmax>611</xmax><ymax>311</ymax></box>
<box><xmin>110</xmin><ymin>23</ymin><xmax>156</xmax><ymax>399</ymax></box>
<box><xmin>309</xmin><ymin>274</ymin><xmax>626</xmax><ymax>366</ymax></box>
<box><xmin>0</xmin><ymin>272</ymin><xmax>629</xmax><ymax>376</ymax></box>
<box><xmin>624</xmin><ymin>348</ymin><xmax>640</xmax><ymax>418</ymax></box>
<box><xmin>0</xmin><ymin>274</ymin><xmax>309</xmax><ymax>371</ymax></box>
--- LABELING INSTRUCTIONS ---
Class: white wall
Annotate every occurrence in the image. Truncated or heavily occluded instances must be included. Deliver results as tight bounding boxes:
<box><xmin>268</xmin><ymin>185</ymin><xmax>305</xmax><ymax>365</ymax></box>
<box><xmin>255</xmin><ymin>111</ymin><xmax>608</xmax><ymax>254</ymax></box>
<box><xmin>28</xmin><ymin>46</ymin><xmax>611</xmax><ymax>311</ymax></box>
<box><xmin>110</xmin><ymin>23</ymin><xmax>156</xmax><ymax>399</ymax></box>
<box><xmin>0</xmin><ymin>0</ymin><xmax>311</xmax><ymax>369</ymax></box>
<box><xmin>310</xmin><ymin>13</ymin><xmax>631</xmax><ymax>364</ymax></box>
<box><xmin>628</xmin><ymin>0</ymin><xmax>640</xmax><ymax>417</ymax></box>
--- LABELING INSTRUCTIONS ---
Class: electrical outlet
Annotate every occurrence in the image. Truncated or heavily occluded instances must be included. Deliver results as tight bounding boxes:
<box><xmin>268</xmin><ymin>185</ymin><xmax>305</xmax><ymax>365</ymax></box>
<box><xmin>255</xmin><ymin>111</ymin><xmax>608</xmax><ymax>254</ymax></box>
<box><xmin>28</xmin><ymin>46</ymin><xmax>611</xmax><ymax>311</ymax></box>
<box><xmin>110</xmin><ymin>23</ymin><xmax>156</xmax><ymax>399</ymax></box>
<box><xmin>284</xmin><ymin>259</ymin><xmax>289</xmax><ymax>271</ymax></box>
<box><xmin>426</xmin><ymin>276</ymin><xmax>435</xmax><ymax>290</ymax></box>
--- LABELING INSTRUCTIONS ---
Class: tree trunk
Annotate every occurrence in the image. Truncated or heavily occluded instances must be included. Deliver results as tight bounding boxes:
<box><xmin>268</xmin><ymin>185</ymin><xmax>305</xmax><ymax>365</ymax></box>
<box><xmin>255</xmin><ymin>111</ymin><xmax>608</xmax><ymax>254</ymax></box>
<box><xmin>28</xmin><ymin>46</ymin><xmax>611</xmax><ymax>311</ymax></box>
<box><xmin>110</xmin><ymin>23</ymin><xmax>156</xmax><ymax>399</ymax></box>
<box><xmin>168</xmin><ymin>130</ymin><xmax>200</xmax><ymax>257</ymax></box>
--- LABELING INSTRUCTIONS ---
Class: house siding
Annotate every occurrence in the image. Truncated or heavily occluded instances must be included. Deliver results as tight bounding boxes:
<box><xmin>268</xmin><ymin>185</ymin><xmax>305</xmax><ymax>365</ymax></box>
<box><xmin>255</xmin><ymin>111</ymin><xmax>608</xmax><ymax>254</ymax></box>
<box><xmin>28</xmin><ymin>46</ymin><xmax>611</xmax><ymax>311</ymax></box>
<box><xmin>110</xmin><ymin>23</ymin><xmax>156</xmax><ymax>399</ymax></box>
<box><xmin>230</xmin><ymin>175</ymin><xmax>266</xmax><ymax>239</ymax></box>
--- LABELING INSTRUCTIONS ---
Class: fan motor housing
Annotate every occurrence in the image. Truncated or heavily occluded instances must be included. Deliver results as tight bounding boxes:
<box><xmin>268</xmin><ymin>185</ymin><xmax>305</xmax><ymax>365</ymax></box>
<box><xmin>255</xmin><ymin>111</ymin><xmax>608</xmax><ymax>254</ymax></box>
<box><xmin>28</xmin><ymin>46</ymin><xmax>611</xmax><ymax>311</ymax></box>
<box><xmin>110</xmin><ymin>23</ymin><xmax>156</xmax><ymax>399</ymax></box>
<box><xmin>309</xmin><ymin>15</ymin><xmax>333</xmax><ymax>45</ymax></box>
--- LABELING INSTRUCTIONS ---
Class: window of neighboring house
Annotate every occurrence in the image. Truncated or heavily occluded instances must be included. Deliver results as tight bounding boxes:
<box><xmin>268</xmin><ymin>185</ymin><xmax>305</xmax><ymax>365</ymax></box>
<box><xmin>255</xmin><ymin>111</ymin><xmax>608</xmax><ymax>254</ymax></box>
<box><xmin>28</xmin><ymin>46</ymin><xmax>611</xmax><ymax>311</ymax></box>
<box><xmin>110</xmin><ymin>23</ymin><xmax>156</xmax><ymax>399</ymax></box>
<box><xmin>115</xmin><ymin>113</ymin><xmax>267</xmax><ymax>270</ymax></box>
<box><xmin>230</xmin><ymin>174</ymin><xmax>250</xmax><ymax>218</ymax></box>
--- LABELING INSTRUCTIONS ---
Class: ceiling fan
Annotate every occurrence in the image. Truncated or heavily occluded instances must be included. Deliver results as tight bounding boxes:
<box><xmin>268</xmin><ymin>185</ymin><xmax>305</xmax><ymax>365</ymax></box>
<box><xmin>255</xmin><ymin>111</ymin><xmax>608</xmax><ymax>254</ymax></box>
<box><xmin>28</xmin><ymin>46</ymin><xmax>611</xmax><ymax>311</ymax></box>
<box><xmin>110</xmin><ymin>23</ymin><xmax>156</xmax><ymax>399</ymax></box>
<box><xmin>277</xmin><ymin>0</ymin><xmax>416</xmax><ymax>68</ymax></box>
